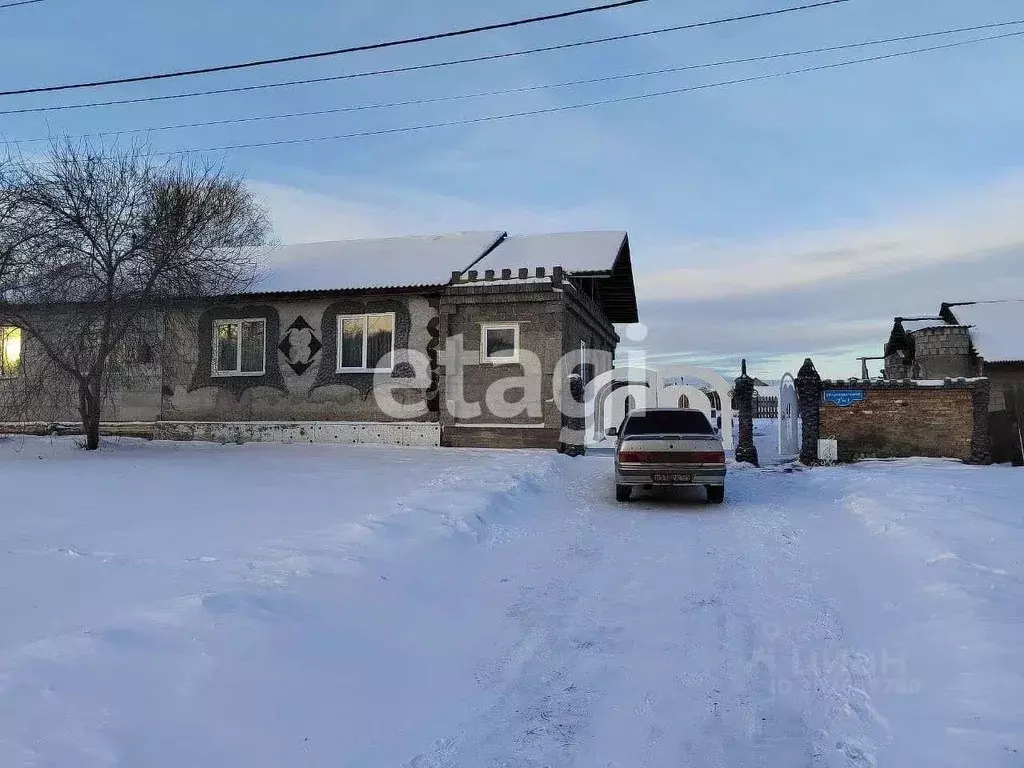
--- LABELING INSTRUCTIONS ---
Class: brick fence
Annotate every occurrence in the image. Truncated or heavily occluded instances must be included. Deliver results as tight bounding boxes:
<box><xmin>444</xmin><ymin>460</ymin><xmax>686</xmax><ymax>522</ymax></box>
<box><xmin>818</xmin><ymin>378</ymin><xmax>991</xmax><ymax>464</ymax></box>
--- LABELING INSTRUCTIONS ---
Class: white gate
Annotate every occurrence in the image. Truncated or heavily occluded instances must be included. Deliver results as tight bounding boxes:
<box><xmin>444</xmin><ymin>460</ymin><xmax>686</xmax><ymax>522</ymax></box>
<box><xmin>778</xmin><ymin>372</ymin><xmax>800</xmax><ymax>460</ymax></box>
<box><xmin>585</xmin><ymin>365</ymin><xmax>734</xmax><ymax>450</ymax></box>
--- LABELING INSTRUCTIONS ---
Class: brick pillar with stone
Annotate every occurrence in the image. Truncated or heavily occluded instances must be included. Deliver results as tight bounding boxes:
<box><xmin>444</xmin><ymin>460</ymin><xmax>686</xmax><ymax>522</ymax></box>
<box><xmin>967</xmin><ymin>377</ymin><xmax>993</xmax><ymax>465</ymax></box>
<box><xmin>796</xmin><ymin>358</ymin><xmax>823</xmax><ymax>465</ymax></box>
<box><xmin>733</xmin><ymin>360</ymin><xmax>759</xmax><ymax>467</ymax></box>
<box><xmin>558</xmin><ymin>373</ymin><xmax>586</xmax><ymax>457</ymax></box>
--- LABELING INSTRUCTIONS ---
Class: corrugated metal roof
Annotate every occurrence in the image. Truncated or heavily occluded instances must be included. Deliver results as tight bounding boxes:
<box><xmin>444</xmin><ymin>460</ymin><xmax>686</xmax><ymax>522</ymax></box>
<box><xmin>230</xmin><ymin>229</ymin><xmax>638</xmax><ymax>323</ymax></box>
<box><xmin>945</xmin><ymin>300</ymin><xmax>1024</xmax><ymax>363</ymax></box>
<box><xmin>252</xmin><ymin>231</ymin><xmax>506</xmax><ymax>292</ymax></box>
<box><xmin>469</xmin><ymin>231</ymin><xmax>628</xmax><ymax>274</ymax></box>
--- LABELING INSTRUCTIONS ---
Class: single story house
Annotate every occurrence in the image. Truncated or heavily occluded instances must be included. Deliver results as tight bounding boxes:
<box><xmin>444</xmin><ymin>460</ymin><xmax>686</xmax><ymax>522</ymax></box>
<box><xmin>0</xmin><ymin>230</ymin><xmax>638</xmax><ymax>449</ymax></box>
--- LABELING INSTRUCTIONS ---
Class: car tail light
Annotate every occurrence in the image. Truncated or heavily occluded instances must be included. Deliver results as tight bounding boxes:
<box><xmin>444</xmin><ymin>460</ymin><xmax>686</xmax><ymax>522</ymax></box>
<box><xmin>618</xmin><ymin>451</ymin><xmax>645</xmax><ymax>463</ymax></box>
<box><xmin>687</xmin><ymin>451</ymin><xmax>726</xmax><ymax>463</ymax></box>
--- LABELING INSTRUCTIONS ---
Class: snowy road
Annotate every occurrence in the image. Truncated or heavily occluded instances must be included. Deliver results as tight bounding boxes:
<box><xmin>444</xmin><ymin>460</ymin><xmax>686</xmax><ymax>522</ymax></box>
<box><xmin>0</xmin><ymin>439</ymin><xmax>1021</xmax><ymax>766</ymax></box>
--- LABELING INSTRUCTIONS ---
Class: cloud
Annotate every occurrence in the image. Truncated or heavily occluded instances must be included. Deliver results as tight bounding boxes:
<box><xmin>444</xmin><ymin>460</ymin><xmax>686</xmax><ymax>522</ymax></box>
<box><xmin>634</xmin><ymin>172</ymin><xmax>1024</xmax><ymax>303</ymax></box>
<box><xmin>249</xmin><ymin>178</ymin><xmax>619</xmax><ymax>243</ymax></box>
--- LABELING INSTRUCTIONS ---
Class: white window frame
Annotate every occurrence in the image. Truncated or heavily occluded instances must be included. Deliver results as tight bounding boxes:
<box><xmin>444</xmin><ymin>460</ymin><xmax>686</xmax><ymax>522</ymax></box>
<box><xmin>212</xmin><ymin>318</ymin><xmax>267</xmax><ymax>377</ymax></box>
<box><xmin>480</xmin><ymin>323</ymin><xmax>521</xmax><ymax>364</ymax></box>
<box><xmin>0</xmin><ymin>326</ymin><xmax>22</xmax><ymax>379</ymax></box>
<box><xmin>336</xmin><ymin>312</ymin><xmax>396</xmax><ymax>373</ymax></box>
<box><xmin>580</xmin><ymin>340</ymin><xmax>588</xmax><ymax>384</ymax></box>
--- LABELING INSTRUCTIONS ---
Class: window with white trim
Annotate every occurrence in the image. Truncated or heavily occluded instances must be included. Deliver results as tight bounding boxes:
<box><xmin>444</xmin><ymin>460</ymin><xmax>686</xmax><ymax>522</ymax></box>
<box><xmin>213</xmin><ymin>318</ymin><xmax>266</xmax><ymax>376</ymax></box>
<box><xmin>580</xmin><ymin>340</ymin><xmax>588</xmax><ymax>384</ymax></box>
<box><xmin>337</xmin><ymin>313</ymin><xmax>395</xmax><ymax>372</ymax></box>
<box><xmin>481</xmin><ymin>323</ymin><xmax>520</xmax><ymax>363</ymax></box>
<box><xmin>0</xmin><ymin>326</ymin><xmax>22</xmax><ymax>378</ymax></box>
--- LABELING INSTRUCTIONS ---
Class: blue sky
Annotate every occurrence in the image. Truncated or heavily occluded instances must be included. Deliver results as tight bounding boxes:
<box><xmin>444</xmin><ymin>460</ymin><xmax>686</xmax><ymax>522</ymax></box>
<box><xmin>2</xmin><ymin>0</ymin><xmax>1024</xmax><ymax>378</ymax></box>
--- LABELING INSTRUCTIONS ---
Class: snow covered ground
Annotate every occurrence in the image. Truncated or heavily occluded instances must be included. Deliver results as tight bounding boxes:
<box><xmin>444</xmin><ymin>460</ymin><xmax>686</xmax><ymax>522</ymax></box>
<box><xmin>0</xmin><ymin>436</ymin><xmax>1021</xmax><ymax>767</ymax></box>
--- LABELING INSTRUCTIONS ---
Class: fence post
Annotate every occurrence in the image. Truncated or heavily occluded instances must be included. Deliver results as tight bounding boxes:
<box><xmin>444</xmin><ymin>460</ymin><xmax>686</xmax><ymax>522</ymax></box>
<box><xmin>733</xmin><ymin>359</ymin><xmax>759</xmax><ymax>467</ymax></box>
<box><xmin>796</xmin><ymin>358</ymin><xmax>822</xmax><ymax>465</ymax></box>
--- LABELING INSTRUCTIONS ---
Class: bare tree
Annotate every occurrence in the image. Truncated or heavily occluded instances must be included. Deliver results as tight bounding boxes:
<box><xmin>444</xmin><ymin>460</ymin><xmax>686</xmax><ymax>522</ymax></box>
<box><xmin>0</xmin><ymin>140</ymin><xmax>270</xmax><ymax>449</ymax></box>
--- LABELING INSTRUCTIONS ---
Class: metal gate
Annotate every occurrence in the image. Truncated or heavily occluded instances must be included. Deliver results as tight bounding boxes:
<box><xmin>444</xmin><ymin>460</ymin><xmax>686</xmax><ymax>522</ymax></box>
<box><xmin>778</xmin><ymin>372</ymin><xmax>800</xmax><ymax>460</ymax></box>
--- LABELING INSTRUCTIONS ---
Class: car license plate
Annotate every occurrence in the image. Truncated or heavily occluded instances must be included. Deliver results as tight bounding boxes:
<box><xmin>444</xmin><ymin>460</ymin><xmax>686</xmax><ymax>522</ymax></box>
<box><xmin>653</xmin><ymin>473</ymin><xmax>692</xmax><ymax>483</ymax></box>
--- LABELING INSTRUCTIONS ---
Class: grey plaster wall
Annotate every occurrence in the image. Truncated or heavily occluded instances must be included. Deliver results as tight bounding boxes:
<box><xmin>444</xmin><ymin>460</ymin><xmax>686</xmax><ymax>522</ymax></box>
<box><xmin>0</xmin><ymin>324</ymin><xmax>162</xmax><ymax>424</ymax></box>
<box><xmin>439</xmin><ymin>282</ymin><xmax>564</xmax><ymax>431</ymax></box>
<box><xmin>984</xmin><ymin>363</ymin><xmax>1024</xmax><ymax>412</ymax></box>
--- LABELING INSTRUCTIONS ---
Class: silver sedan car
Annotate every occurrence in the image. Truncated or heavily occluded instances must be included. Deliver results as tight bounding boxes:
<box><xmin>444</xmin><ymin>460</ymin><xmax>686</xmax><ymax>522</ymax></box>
<box><xmin>606</xmin><ymin>408</ymin><xmax>727</xmax><ymax>503</ymax></box>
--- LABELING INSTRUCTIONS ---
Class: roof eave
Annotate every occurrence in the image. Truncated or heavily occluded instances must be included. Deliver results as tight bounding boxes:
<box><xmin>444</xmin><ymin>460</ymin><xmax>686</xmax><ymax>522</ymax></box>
<box><xmin>598</xmin><ymin>233</ymin><xmax>639</xmax><ymax>324</ymax></box>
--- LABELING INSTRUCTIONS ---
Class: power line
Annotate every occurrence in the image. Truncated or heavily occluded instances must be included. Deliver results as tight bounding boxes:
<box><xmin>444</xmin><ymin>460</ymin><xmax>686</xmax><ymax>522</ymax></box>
<box><xmin>0</xmin><ymin>0</ymin><xmax>855</xmax><ymax>116</ymax></box>
<box><xmin>0</xmin><ymin>0</ymin><xmax>658</xmax><ymax>98</ymax></box>
<box><xmin>0</xmin><ymin>0</ymin><xmax>45</xmax><ymax>9</ymax></box>
<box><xmin>10</xmin><ymin>21</ymin><xmax>1024</xmax><ymax>146</ymax></box>
<box><xmin>159</xmin><ymin>29</ymin><xmax>1024</xmax><ymax>155</ymax></box>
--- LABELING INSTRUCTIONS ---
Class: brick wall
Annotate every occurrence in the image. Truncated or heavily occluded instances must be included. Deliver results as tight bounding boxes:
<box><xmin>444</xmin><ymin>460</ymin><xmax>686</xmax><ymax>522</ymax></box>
<box><xmin>819</xmin><ymin>379</ymin><xmax>985</xmax><ymax>462</ymax></box>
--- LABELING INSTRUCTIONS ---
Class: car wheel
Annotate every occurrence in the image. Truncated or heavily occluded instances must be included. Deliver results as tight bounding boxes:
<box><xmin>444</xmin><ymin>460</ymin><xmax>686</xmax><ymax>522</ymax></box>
<box><xmin>706</xmin><ymin>485</ymin><xmax>725</xmax><ymax>504</ymax></box>
<box><xmin>615</xmin><ymin>484</ymin><xmax>631</xmax><ymax>502</ymax></box>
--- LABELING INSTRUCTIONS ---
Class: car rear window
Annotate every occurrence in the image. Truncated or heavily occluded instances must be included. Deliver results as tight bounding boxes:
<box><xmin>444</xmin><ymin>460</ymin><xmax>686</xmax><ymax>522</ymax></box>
<box><xmin>623</xmin><ymin>410</ymin><xmax>714</xmax><ymax>436</ymax></box>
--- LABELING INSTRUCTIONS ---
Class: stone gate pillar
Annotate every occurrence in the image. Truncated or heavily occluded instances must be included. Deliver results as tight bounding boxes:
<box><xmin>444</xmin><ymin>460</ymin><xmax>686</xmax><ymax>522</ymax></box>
<box><xmin>967</xmin><ymin>377</ymin><xmax>993</xmax><ymax>466</ymax></box>
<box><xmin>733</xmin><ymin>360</ymin><xmax>759</xmax><ymax>466</ymax></box>
<box><xmin>558</xmin><ymin>373</ymin><xmax>586</xmax><ymax>457</ymax></box>
<box><xmin>796</xmin><ymin>358</ymin><xmax>823</xmax><ymax>465</ymax></box>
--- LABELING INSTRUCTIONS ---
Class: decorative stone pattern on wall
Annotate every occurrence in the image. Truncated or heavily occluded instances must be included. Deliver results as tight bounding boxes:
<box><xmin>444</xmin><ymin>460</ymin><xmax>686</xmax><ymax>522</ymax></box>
<box><xmin>166</xmin><ymin>294</ymin><xmax>437</xmax><ymax>423</ymax></box>
<box><xmin>819</xmin><ymin>378</ymin><xmax>989</xmax><ymax>463</ymax></box>
<box><xmin>312</xmin><ymin>296</ymin><xmax>417</xmax><ymax>396</ymax></box>
<box><xmin>188</xmin><ymin>304</ymin><xmax>287</xmax><ymax>397</ymax></box>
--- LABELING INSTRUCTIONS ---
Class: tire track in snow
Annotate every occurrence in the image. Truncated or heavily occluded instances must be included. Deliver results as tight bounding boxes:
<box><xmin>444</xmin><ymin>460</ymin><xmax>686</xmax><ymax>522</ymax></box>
<box><xmin>396</xmin><ymin>458</ymin><xmax>619</xmax><ymax>767</ymax></box>
<box><xmin>563</xmin><ymin>461</ymin><xmax>886</xmax><ymax>767</ymax></box>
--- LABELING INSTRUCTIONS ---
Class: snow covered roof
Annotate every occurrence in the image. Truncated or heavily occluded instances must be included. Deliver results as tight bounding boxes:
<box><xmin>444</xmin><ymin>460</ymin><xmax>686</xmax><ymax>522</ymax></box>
<box><xmin>470</xmin><ymin>231</ymin><xmax>628</xmax><ymax>275</ymax></box>
<box><xmin>242</xmin><ymin>230</ymin><xmax>634</xmax><ymax>323</ymax></box>
<box><xmin>899</xmin><ymin>318</ymin><xmax>948</xmax><ymax>333</ymax></box>
<box><xmin>252</xmin><ymin>231</ymin><xmax>505</xmax><ymax>292</ymax></box>
<box><xmin>472</xmin><ymin>231</ymin><xmax>637</xmax><ymax>323</ymax></box>
<box><xmin>945</xmin><ymin>300</ymin><xmax>1024</xmax><ymax>363</ymax></box>
<box><xmin>234</xmin><ymin>229</ymin><xmax>637</xmax><ymax>323</ymax></box>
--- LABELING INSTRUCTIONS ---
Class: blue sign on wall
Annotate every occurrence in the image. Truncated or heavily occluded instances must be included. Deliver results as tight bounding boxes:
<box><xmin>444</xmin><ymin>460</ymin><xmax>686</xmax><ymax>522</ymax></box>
<box><xmin>824</xmin><ymin>390</ymin><xmax>866</xmax><ymax>407</ymax></box>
